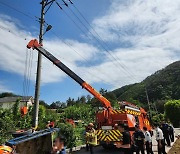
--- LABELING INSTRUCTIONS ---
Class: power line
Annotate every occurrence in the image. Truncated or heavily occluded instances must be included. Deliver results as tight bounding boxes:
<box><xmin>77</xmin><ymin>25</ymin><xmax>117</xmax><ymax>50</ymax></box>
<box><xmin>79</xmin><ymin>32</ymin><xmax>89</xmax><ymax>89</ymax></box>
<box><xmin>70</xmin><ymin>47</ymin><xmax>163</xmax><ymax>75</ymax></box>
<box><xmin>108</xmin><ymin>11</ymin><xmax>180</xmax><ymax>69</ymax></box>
<box><xmin>0</xmin><ymin>0</ymin><xmax>134</xmax><ymax>82</ymax></box>
<box><xmin>58</xmin><ymin>0</ymin><xmax>136</xmax><ymax>81</ymax></box>
<box><xmin>43</xmin><ymin>38</ymin><xmax>117</xmax><ymax>87</ymax></box>
<box><xmin>71</xmin><ymin>2</ymin><xmax>138</xmax><ymax>80</ymax></box>
<box><xmin>50</xmin><ymin>29</ymin><xmax>121</xmax><ymax>86</ymax></box>
<box><xmin>0</xmin><ymin>1</ymin><xmax>35</xmax><ymax>20</ymax></box>
<box><xmin>0</xmin><ymin>25</ymin><xmax>34</xmax><ymax>98</ymax></box>
<box><xmin>0</xmin><ymin>25</ymin><xmax>27</xmax><ymax>40</ymax></box>
<box><xmin>0</xmin><ymin>2</ymin><xmax>126</xmax><ymax>87</ymax></box>
<box><xmin>55</xmin><ymin>2</ymin><xmax>125</xmax><ymax>77</ymax></box>
<box><xmin>0</xmin><ymin>22</ymin><xmax>116</xmax><ymax>87</ymax></box>
<box><xmin>72</xmin><ymin>2</ymin><xmax>137</xmax><ymax>81</ymax></box>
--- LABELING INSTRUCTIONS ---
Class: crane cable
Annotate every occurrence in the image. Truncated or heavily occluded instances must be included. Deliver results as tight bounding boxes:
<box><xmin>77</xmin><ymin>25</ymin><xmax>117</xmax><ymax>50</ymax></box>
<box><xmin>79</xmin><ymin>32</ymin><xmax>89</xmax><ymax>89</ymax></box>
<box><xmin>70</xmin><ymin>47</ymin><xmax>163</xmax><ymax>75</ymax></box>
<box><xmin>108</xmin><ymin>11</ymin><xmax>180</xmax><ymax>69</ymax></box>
<box><xmin>23</xmin><ymin>48</ymin><xmax>33</xmax><ymax>99</ymax></box>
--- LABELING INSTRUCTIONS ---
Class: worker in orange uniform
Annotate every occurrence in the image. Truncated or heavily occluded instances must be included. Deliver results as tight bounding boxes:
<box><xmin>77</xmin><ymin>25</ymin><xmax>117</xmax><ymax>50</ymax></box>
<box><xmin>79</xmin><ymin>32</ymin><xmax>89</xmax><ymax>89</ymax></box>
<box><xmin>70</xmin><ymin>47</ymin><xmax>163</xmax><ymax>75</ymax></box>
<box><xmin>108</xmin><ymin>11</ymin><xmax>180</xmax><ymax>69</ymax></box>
<box><xmin>85</xmin><ymin>123</ymin><xmax>97</xmax><ymax>154</ymax></box>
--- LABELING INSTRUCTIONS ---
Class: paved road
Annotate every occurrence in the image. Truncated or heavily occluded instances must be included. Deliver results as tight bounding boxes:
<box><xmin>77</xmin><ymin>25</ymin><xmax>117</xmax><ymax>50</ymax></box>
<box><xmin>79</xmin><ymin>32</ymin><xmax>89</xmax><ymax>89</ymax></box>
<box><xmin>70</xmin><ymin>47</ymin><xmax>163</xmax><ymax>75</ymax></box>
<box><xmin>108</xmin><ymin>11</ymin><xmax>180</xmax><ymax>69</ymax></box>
<box><xmin>73</xmin><ymin>128</ymin><xmax>180</xmax><ymax>154</ymax></box>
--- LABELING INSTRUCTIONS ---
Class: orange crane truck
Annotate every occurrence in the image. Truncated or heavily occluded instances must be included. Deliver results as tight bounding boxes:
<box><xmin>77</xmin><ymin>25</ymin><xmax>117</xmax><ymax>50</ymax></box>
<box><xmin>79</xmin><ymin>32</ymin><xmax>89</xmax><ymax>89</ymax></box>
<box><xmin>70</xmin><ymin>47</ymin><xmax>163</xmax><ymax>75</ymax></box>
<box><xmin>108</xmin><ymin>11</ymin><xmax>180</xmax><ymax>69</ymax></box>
<box><xmin>27</xmin><ymin>39</ymin><xmax>152</xmax><ymax>148</ymax></box>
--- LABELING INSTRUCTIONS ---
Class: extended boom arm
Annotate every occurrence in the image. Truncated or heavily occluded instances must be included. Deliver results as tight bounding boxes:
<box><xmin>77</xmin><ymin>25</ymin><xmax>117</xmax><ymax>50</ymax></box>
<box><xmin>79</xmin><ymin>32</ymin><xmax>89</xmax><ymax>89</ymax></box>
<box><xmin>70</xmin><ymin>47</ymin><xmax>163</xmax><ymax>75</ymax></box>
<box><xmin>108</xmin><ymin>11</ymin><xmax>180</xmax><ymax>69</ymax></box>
<box><xmin>27</xmin><ymin>39</ymin><xmax>112</xmax><ymax>111</ymax></box>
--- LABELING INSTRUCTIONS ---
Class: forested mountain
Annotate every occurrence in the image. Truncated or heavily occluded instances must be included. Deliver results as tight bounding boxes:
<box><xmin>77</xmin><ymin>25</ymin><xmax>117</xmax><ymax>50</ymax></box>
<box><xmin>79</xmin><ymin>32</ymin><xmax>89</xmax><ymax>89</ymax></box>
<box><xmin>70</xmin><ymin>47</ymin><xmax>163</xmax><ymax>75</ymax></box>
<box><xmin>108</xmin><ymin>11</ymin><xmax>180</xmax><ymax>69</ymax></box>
<box><xmin>112</xmin><ymin>61</ymin><xmax>180</xmax><ymax>106</ymax></box>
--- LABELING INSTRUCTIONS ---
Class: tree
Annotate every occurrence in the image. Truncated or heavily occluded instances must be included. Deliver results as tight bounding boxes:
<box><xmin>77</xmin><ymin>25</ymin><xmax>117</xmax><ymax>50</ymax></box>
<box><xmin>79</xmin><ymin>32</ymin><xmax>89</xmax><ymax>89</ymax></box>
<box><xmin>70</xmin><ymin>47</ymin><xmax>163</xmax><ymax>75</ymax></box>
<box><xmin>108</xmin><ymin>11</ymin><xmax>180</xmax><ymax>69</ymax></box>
<box><xmin>56</xmin><ymin>123</ymin><xmax>76</xmax><ymax>148</ymax></box>
<box><xmin>49</xmin><ymin>101</ymin><xmax>62</xmax><ymax>109</ymax></box>
<box><xmin>0</xmin><ymin>108</ymin><xmax>15</xmax><ymax>144</ymax></box>
<box><xmin>66</xmin><ymin>97</ymin><xmax>76</xmax><ymax>106</ymax></box>
<box><xmin>12</xmin><ymin>99</ymin><xmax>20</xmax><ymax>119</ymax></box>
<box><xmin>164</xmin><ymin>100</ymin><xmax>180</xmax><ymax>127</ymax></box>
<box><xmin>155</xmin><ymin>100</ymin><xmax>166</xmax><ymax>113</ymax></box>
<box><xmin>0</xmin><ymin>92</ymin><xmax>17</xmax><ymax>98</ymax></box>
<box><xmin>151</xmin><ymin>113</ymin><xmax>165</xmax><ymax>125</ymax></box>
<box><xmin>39</xmin><ymin>100</ymin><xmax>49</xmax><ymax>108</ymax></box>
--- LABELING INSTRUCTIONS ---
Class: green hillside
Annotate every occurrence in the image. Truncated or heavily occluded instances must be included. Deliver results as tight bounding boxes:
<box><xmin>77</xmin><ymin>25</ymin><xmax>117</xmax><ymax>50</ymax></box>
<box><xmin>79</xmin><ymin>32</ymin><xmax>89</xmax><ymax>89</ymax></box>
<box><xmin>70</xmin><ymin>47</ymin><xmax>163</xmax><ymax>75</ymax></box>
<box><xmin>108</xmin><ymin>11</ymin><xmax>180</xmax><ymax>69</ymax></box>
<box><xmin>112</xmin><ymin>61</ymin><xmax>180</xmax><ymax>108</ymax></box>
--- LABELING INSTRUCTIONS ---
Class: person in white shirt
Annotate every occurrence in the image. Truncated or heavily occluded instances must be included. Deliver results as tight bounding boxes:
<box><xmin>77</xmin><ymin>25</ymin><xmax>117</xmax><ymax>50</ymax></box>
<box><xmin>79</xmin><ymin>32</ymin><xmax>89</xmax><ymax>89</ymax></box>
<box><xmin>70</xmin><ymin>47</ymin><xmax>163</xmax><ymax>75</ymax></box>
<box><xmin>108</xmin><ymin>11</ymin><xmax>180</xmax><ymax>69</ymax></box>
<box><xmin>154</xmin><ymin>124</ymin><xmax>167</xmax><ymax>154</ymax></box>
<box><xmin>143</xmin><ymin>127</ymin><xmax>154</xmax><ymax>154</ymax></box>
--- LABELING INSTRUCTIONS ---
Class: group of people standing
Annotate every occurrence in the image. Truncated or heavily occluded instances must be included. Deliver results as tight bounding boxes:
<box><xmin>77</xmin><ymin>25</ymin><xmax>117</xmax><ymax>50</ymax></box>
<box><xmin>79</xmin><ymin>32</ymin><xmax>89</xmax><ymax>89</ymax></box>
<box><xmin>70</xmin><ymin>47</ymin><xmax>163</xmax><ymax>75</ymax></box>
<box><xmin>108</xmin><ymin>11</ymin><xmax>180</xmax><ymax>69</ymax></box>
<box><xmin>154</xmin><ymin>122</ymin><xmax>175</xmax><ymax>154</ymax></box>
<box><xmin>85</xmin><ymin>121</ymin><xmax>175</xmax><ymax>154</ymax></box>
<box><xmin>115</xmin><ymin>124</ymin><xmax>151</xmax><ymax>154</ymax></box>
<box><xmin>117</xmin><ymin>122</ymin><xmax>175</xmax><ymax>154</ymax></box>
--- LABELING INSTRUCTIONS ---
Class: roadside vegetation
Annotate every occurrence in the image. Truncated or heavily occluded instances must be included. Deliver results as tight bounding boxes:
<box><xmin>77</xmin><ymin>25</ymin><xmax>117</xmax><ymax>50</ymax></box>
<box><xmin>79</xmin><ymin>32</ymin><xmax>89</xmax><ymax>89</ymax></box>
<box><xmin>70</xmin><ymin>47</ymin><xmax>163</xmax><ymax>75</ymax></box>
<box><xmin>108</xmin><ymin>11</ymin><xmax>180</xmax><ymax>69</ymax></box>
<box><xmin>0</xmin><ymin>61</ymin><xmax>180</xmax><ymax>147</ymax></box>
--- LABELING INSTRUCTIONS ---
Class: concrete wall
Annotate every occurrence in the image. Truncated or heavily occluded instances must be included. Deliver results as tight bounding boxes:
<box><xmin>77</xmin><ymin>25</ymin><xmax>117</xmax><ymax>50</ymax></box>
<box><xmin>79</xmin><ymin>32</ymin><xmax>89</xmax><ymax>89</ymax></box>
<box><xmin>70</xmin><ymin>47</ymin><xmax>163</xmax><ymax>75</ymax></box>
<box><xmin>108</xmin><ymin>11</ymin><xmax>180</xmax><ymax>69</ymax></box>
<box><xmin>0</xmin><ymin>100</ymin><xmax>33</xmax><ymax>110</ymax></box>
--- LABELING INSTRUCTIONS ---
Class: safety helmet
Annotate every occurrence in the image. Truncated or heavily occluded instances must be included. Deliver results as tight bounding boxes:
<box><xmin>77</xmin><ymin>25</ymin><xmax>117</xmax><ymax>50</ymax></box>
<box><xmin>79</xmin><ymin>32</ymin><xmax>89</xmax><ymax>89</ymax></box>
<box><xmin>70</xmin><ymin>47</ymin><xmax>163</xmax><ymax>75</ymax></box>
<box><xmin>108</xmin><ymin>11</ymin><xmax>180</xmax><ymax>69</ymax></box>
<box><xmin>0</xmin><ymin>145</ymin><xmax>13</xmax><ymax>154</ymax></box>
<box><xmin>88</xmin><ymin>123</ymin><xmax>94</xmax><ymax>127</ymax></box>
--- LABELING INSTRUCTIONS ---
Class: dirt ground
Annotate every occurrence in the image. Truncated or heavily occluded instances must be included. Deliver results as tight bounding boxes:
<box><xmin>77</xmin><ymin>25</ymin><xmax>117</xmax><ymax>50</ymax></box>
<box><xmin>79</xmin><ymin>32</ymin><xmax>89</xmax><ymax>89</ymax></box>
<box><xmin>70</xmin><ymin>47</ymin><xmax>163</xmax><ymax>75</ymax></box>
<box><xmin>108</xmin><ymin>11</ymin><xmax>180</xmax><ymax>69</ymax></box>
<box><xmin>168</xmin><ymin>138</ymin><xmax>180</xmax><ymax>154</ymax></box>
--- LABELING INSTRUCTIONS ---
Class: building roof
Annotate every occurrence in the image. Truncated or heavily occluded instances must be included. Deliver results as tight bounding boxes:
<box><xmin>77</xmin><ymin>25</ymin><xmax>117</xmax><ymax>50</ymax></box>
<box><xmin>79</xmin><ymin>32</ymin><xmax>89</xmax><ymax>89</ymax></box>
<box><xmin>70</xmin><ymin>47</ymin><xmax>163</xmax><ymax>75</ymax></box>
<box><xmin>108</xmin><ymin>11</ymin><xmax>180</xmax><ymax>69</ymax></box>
<box><xmin>0</xmin><ymin>96</ymin><xmax>33</xmax><ymax>103</ymax></box>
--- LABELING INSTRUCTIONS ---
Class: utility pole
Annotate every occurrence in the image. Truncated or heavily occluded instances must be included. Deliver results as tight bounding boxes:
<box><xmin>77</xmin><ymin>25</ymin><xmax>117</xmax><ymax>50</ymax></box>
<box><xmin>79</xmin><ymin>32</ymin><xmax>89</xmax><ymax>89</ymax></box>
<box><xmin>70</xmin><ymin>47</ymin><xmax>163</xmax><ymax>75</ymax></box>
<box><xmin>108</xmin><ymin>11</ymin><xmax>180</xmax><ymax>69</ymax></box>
<box><xmin>145</xmin><ymin>87</ymin><xmax>152</xmax><ymax>119</ymax></box>
<box><xmin>33</xmin><ymin>0</ymin><xmax>53</xmax><ymax>129</ymax></box>
<box><xmin>33</xmin><ymin>0</ymin><xmax>45</xmax><ymax>129</ymax></box>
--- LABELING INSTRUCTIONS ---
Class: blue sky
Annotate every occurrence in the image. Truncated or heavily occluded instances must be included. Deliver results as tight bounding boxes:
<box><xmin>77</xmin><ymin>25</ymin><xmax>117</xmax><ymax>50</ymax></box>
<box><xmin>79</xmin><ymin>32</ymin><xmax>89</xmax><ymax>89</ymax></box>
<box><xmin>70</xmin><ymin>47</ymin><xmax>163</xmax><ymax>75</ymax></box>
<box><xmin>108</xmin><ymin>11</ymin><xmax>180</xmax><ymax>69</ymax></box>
<box><xmin>0</xmin><ymin>0</ymin><xmax>179</xmax><ymax>104</ymax></box>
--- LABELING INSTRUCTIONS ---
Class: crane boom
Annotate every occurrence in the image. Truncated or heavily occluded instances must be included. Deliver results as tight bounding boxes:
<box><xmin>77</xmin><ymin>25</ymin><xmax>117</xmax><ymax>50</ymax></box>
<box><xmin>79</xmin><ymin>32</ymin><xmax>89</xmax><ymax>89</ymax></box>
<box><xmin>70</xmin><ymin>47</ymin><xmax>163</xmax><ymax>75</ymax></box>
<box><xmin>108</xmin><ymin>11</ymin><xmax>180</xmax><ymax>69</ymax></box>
<box><xmin>27</xmin><ymin>39</ymin><xmax>112</xmax><ymax>111</ymax></box>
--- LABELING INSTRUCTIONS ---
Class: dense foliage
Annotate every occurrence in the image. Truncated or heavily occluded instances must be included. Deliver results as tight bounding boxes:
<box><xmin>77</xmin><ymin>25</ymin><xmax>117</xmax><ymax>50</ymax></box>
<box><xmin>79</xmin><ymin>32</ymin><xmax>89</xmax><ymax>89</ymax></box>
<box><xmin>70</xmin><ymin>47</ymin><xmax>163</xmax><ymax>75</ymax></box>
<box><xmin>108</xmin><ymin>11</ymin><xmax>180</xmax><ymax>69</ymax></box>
<box><xmin>0</xmin><ymin>61</ymin><xmax>180</xmax><ymax>147</ymax></box>
<box><xmin>0</xmin><ymin>90</ymin><xmax>116</xmax><ymax>146</ymax></box>
<box><xmin>164</xmin><ymin>100</ymin><xmax>180</xmax><ymax>127</ymax></box>
<box><xmin>112</xmin><ymin>61</ymin><xmax>180</xmax><ymax>112</ymax></box>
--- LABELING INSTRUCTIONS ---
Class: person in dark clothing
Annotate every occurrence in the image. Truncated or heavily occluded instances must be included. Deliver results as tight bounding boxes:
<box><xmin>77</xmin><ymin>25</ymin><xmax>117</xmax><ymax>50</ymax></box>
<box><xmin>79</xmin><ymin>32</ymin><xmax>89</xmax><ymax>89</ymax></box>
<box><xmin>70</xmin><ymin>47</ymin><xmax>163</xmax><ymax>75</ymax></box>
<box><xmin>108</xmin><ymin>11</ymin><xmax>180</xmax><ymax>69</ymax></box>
<box><xmin>133</xmin><ymin>125</ymin><xmax>145</xmax><ymax>154</ymax></box>
<box><xmin>115</xmin><ymin>123</ymin><xmax>132</xmax><ymax>154</ymax></box>
<box><xmin>168</xmin><ymin>124</ymin><xmax>174</xmax><ymax>142</ymax></box>
<box><xmin>161</xmin><ymin>122</ymin><xmax>171</xmax><ymax>146</ymax></box>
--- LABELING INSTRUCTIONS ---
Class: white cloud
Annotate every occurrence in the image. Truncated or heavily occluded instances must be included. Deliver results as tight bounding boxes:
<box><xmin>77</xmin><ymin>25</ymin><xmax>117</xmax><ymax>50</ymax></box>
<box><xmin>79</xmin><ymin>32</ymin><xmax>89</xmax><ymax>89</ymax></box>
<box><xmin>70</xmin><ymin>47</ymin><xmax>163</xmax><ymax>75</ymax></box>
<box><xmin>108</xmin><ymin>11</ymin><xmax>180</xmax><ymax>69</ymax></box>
<box><xmin>0</xmin><ymin>82</ymin><xmax>11</xmax><ymax>93</ymax></box>
<box><xmin>0</xmin><ymin>15</ymin><xmax>100</xmax><ymax>85</ymax></box>
<box><xmin>0</xmin><ymin>0</ymin><xmax>180</xmax><ymax>91</ymax></box>
<box><xmin>87</xmin><ymin>0</ymin><xmax>180</xmax><ymax>88</ymax></box>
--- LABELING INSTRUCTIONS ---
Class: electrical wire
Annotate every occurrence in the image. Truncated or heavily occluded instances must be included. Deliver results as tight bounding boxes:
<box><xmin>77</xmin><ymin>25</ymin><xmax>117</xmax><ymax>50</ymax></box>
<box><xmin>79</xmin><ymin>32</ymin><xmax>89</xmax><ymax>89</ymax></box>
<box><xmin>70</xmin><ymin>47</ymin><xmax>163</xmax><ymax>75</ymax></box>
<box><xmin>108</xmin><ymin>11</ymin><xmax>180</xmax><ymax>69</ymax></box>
<box><xmin>0</xmin><ymin>25</ymin><xmax>27</xmax><ymax>40</ymax></box>
<box><xmin>0</xmin><ymin>25</ymin><xmax>32</xmax><ymax>98</ymax></box>
<box><xmin>43</xmin><ymin>43</ymin><xmax>117</xmax><ymax>87</ymax></box>
<box><xmin>0</xmin><ymin>1</ymin><xmax>35</xmax><ymax>20</ymax></box>
<box><xmin>0</xmin><ymin>1</ymin><xmax>122</xmax><ymax>85</ymax></box>
<box><xmin>0</xmin><ymin>23</ymin><xmax>116</xmax><ymax>88</ymax></box>
<box><xmin>57</xmin><ymin>0</ymin><xmax>136</xmax><ymax>81</ymax></box>
<box><xmin>0</xmin><ymin>1</ymin><xmax>133</xmax><ymax>87</ymax></box>
<box><xmin>50</xmin><ymin>30</ymin><xmax>120</xmax><ymax>86</ymax></box>
<box><xmin>55</xmin><ymin>2</ymin><xmax>125</xmax><ymax>83</ymax></box>
<box><xmin>71</xmin><ymin>3</ymin><xmax>138</xmax><ymax>79</ymax></box>
<box><xmin>0</xmin><ymin>1</ymin><xmax>115</xmax><ymax>84</ymax></box>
